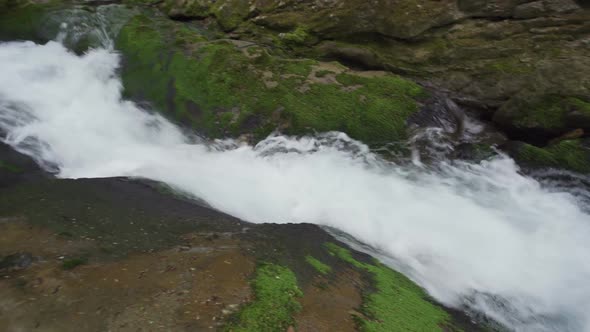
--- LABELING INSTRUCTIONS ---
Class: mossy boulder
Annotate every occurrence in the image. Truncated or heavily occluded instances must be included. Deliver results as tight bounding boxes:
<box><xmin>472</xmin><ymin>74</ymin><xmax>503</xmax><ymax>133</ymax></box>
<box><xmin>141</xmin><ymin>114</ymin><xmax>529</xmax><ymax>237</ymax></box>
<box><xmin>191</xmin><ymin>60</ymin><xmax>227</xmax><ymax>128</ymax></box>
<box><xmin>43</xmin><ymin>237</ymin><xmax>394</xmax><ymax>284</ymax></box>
<box><xmin>493</xmin><ymin>95</ymin><xmax>590</xmax><ymax>143</ymax></box>
<box><xmin>504</xmin><ymin>139</ymin><xmax>590</xmax><ymax>173</ymax></box>
<box><xmin>153</xmin><ymin>0</ymin><xmax>590</xmax><ymax>147</ymax></box>
<box><xmin>115</xmin><ymin>14</ymin><xmax>425</xmax><ymax>144</ymax></box>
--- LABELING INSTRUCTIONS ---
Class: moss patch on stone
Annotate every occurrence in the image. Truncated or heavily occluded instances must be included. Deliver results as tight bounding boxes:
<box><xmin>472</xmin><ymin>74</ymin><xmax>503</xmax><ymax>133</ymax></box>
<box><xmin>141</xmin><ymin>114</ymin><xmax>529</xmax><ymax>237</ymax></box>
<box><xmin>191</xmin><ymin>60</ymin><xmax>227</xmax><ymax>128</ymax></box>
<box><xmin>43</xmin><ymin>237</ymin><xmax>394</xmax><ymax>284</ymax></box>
<box><xmin>305</xmin><ymin>255</ymin><xmax>332</xmax><ymax>275</ymax></box>
<box><xmin>280</xmin><ymin>26</ymin><xmax>311</xmax><ymax>47</ymax></box>
<box><xmin>116</xmin><ymin>14</ymin><xmax>423</xmax><ymax>144</ymax></box>
<box><xmin>226</xmin><ymin>263</ymin><xmax>302</xmax><ymax>331</ymax></box>
<box><xmin>511</xmin><ymin>139</ymin><xmax>590</xmax><ymax>173</ymax></box>
<box><xmin>484</xmin><ymin>58</ymin><xmax>534</xmax><ymax>75</ymax></box>
<box><xmin>495</xmin><ymin>96</ymin><xmax>590</xmax><ymax>138</ymax></box>
<box><xmin>567</xmin><ymin>97</ymin><xmax>590</xmax><ymax>116</ymax></box>
<box><xmin>515</xmin><ymin>96</ymin><xmax>569</xmax><ymax>130</ymax></box>
<box><xmin>213</xmin><ymin>0</ymin><xmax>250</xmax><ymax>31</ymax></box>
<box><xmin>325</xmin><ymin>243</ymin><xmax>455</xmax><ymax>332</ymax></box>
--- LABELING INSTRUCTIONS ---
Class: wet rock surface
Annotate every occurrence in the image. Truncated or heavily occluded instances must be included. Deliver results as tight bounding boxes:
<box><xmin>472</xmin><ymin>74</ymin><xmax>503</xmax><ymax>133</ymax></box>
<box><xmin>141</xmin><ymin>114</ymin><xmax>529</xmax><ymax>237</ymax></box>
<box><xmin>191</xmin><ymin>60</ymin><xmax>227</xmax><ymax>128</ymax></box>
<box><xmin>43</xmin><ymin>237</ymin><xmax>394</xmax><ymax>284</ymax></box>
<box><xmin>0</xmin><ymin>144</ymin><xmax>484</xmax><ymax>331</ymax></box>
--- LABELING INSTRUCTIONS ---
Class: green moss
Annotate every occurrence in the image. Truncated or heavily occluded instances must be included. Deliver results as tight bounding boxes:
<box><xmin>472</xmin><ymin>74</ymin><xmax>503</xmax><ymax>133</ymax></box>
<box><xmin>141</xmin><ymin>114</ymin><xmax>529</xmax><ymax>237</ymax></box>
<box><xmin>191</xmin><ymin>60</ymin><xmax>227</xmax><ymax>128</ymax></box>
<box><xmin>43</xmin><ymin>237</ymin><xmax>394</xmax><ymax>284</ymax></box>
<box><xmin>62</xmin><ymin>257</ymin><xmax>88</xmax><ymax>270</ymax></box>
<box><xmin>116</xmin><ymin>14</ymin><xmax>423</xmax><ymax>144</ymax></box>
<box><xmin>305</xmin><ymin>255</ymin><xmax>332</xmax><ymax>275</ymax></box>
<box><xmin>566</xmin><ymin>97</ymin><xmax>590</xmax><ymax>116</ymax></box>
<box><xmin>515</xmin><ymin>140</ymin><xmax>590</xmax><ymax>173</ymax></box>
<box><xmin>212</xmin><ymin>0</ymin><xmax>250</xmax><ymax>31</ymax></box>
<box><xmin>315</xmin><ymin>70</ymin><xmax>333</xmax><ymax>78</ymax></box>
<box><xmin>512</xmin><ymin>95</ymin><xmax>567</xmax><ymax>129</ymax></box>
<box><xmin>325</xmin><ymin>243</ymin><xmax>455</xmax><ymax>332</ymax></box>
<box><xmin>116</xmin><ymin>15</ymin><xmax>169</xmax><ymax>112</ymax></box>
<box><xmin>226</xmin><ymin>264</ymin><xmax>302</xmax><ymax>331</ymax></box>
<box><xmin>280</xmin><ymin>59</ymin><xmax>315</xmax><ymax>77</ymax></box>
<box><xmin>496</xmin><ymin>95</ymin><xmax>590</xmax><ymax>135</ymax></box>
<box><xmin>280</xmin><ymin>26</ymin><xmax>310</xmax><ymax>46</ymax></box>
<box><xmin>517</xmin><ymin>144</ymin><xmax>558</xmax><ymax>166</ymax></box>
<box><xmin>0</xmin><ymin>3</ymin><xmax>49</xmax><ymax>41</ymax></box>
<box><xmin>485</xmin><ymin>59</ymin><xmax>533</xmax><ymax>75</ymax></box>
<box><xmin>173</xmin><ymin>25</ymin><xmax>208</xmax><ymax>47</ymax></box>
<box><xmin>422</xmin><ymin>38</ymin><xmax>449</xmax><ymax>60</ymax></box>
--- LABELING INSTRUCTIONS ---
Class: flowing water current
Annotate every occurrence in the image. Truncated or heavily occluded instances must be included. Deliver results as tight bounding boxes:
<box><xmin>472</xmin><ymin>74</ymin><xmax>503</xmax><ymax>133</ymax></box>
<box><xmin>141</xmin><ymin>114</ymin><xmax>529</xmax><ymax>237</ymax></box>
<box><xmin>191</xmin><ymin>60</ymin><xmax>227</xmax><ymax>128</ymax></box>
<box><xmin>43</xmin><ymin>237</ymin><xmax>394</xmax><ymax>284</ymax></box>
<box><xmin>1</xmin><ymin>23</ymin><xmax>590</xmax><ymax>332</ymax></box>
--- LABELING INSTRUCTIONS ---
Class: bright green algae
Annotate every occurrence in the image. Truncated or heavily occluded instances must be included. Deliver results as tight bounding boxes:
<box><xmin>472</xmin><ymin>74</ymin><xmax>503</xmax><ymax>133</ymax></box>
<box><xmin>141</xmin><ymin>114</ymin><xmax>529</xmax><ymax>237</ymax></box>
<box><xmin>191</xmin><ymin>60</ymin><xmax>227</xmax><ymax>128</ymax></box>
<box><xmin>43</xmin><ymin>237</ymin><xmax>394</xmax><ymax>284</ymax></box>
<box><xmin>305</xmin><ymin>255</ymin><xmax>332</xmax><ymax>275</ymax></box>
<box><xmin>225</xmin><ymin>264</ymin><xmax>302</xmax><ymax>331</ymax></box>
<box><xmin>325</xmin><ymin>243</ymin><xmax>457</xmax><ymax>332</ymax></box>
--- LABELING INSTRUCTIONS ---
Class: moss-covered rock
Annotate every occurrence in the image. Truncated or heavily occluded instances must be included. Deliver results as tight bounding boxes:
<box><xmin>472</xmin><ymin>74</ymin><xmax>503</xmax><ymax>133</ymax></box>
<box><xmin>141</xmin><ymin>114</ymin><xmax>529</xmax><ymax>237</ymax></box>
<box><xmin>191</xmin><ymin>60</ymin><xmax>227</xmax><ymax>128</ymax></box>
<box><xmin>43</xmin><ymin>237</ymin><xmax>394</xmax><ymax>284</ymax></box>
<box><xmin>162</xmin><ymin>0</ymin><xmax>251</xmax><ymax>31</ymax></box>
<box><xmin>493</xmin><ymin>95</ymin><xmax>590</xmax><ymax>143</ymax></box>
<box><xmin>133</xmin><ymin>0</ymin><xmax>590</xmax><ymax>148</ymax></box>
<box><xmin>0</xmin><ymin>2</ymin><xmax>50</xmax><ymax>41</ymax></box>
<box><xmin>504</xmin><ymin>139</ymin><xmax>590</xmax><ymax>173</ymax></box>
<box><xmin>116</xmin><ymin>14</ymin><xmax>424</xmax><ymax>144</ymax></box>
<box><xmin>151</xmin><ymin>0</ymin><xmax>590</xmax><ymax>146</ymax></box>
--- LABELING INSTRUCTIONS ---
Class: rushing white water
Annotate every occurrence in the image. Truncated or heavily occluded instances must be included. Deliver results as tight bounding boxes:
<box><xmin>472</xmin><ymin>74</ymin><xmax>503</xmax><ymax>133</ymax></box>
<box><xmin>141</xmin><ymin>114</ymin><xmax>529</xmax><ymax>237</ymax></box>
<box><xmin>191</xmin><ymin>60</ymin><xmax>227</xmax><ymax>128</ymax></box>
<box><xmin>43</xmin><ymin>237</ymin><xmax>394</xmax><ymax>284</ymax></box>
<box><xmin>1</xmin><ymin>40</ymin><xmax>590</xmax><ymax>332</ymax></box>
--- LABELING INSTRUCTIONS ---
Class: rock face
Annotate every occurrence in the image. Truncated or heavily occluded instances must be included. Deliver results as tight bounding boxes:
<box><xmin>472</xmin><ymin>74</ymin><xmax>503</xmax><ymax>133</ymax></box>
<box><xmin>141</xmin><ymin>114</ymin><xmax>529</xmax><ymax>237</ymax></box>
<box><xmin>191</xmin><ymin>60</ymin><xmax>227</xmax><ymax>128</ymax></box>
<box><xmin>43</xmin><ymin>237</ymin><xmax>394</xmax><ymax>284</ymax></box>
<box><xmin>115</xmin><ymin>13</ymin><xmax>426</xmax><ymax>145</ymax></box>
<box><xmin>155</xmin><ymin>0</ymin><xmax>590</xmax><ymax>171</ymax></box>
<box><xmin>159</xmin><ymin>0</ymin><xmax>590</xmax><ymax>138</ymax></box>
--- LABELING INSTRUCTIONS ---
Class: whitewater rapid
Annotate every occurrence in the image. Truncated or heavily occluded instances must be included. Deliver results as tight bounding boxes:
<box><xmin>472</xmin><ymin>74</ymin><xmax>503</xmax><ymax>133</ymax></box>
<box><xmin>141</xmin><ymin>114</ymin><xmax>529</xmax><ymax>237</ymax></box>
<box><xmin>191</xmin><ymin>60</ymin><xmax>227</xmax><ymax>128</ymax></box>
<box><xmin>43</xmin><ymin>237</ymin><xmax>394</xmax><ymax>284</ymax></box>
<box><xmin>1</xmin><ymin>41</ymin><xmax>590</xmax><ymax>332</ymax></box>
